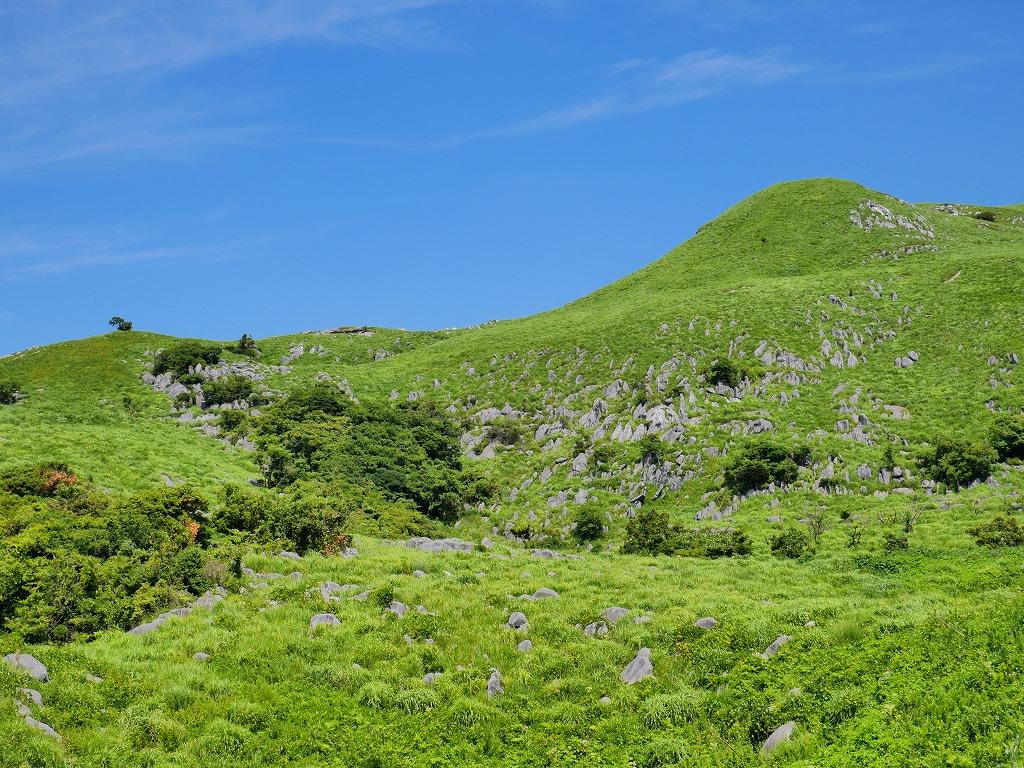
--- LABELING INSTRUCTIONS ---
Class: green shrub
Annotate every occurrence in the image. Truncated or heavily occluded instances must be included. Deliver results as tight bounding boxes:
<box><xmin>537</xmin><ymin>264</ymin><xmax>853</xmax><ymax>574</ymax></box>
<box><xmin>572</xmin><ymin>505</ymin><xmax>604</xmax><ymax>542</ymax></box>
<box><xmin>919</xmin><ymin>436</ymin><xmax>996</xmax><ymax>488</ymax></box>
<box><xmin>705</xmin><ymin>358</ymin><xmax>743</xmax><ymax>387</ymax></box>
<box><xmin>592</xmin><ymin>442</ymin><xmax>615</xmax><ymax>466</ymax></box>
<box><xmin>990</xmin><ymin>414</ymin><xmax>1024</xmax><ymax>461</ymax></box>
<box><xmin>676</xmin><ymin>527</ymin><xmax>752</xmax><ymax>558</ymax></box>
<box><xmin>723</xmin><ymin>440</ymin><xmax>808</xmax><ymax>493</ymax></box>
<box><xmin>227</xmin><ymin>333</ymin><xmax>260</xmax><ymax>357</ymax></box>
<box><xmin>622</xmin><ymin>507</ymin><xmax>672</xmax><ymax>555</ymax></box>
<box><xmin>883</xmin><ymin>531</ymin><xmax>909</xmax><ymax>551</ymax></box>
<box><xmin>0</xmin><ymin>380</ymin><xmax>19</xmax><ymax>404</ymax></box>
<box><xmin>967</xmin><ymin>515</ymin><xmax>1024</xmax><ymax>547</ymax></box>
<box><xmin>974</xmin><ymin>210</ymin><xmax>997</xmax><ymax>222</ymax></box>
<box><xmin>203</xmin><ymin>375</ymin><xmax>256</xmax><ymax>406</ymax></box>
<box><xmin>623</xmin><ymin>508</ymin><xmax>751</xmax><ymax>558</ymax></box>
<box><xmin>484</xmin><ymin>418</ymin><xmax>523</xmax><ymax>446</ymax></box>
<box><xmin>153</xmin><ymin>340</ymin><xmax>222</xmax><ymax>376</ymax></box>
<box><xmin>0</xmin><ymin>461</ymin><xmax>77</xmax><ymax>497</ymax></box>
<box><xmin>769</xmin><ymin>527</ymin><xmax>809</xmax><ymax>558</ymax></box>
<box><xmin>637</xmin><ymin>434</ymin><xmax>666</xmax><ymax>464</ymax></box>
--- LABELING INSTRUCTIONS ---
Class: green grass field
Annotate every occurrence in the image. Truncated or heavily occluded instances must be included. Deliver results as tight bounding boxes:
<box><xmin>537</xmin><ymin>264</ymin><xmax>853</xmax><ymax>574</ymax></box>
<box><xmin>3</xmin><ymin>178</ymin><xmax>1024</xmax><ymax>766</ymax></box>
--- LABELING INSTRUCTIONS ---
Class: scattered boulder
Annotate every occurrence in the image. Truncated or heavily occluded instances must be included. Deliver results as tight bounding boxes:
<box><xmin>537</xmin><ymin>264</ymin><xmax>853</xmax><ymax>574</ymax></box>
<box><xmin>584</xmin><ymin>621</ymin><xmax>609</xmax><ymax>637</ymax></box>
<box><xmin>507</xmin><ymin>612</ymin><xmax>529</xmax><ymax>630</ymax></box>
<box><xmin>18</xmin><ymin>688</ymin><xmax>43</xmax><ymax>706</ymax></box>
<box><xmin>621</xmin><ymin>648</ymin><xmax>653</xmax><ymax>684</ymax></box>
<box><xmin>423</xmin><ymin>672</ymin><xmax>442</xmax><ymax>685</ymax></box>
<box><xmin>3</xmin><ymin>654</ymin><xmax>49</xmax><ymax>682</ymax></box>
<box><xmin>760</xmin><ymin>635</ymin><xmax>791</xmax><ymax>659</ymax></box>
<box><xmin>279</xmin><ymin>551</ymin><xmax>301</xmax><ymax>560</ymax></box>
<box><xmin>309</xmin><ymin>613</ymin><xmax>341</xmax><ymax>630</ymax></box>
<box><xmin>762</xmin><ymin>721</ymin><xmax>797</xmax><ymax>753</ymax></box>
<box><xmin>695</xmin><ymin>617</ymin><xmax>718</xmax><ymax>630</ymax></box>
<box><xmin>194</xmin><ymin>652</ymin><xmax>211</xmax><ymax>662</ymax></box>
<box><xmin>388</xmin><ymin>601</ymin><xmax>409</xmax><ymax>618</ymax></box>
<box><xmin>24</xmin><ymin>716</ymin><xmax>61</xmax><ymax>740</ymax></box>
<box><xmin>602</xmin><ymin>607</ymin><xmax>628</xmax><ymax>624</ymax></box>
<box><xmin>487</xmin><ymin>669</ymin><xmax>504</xmax><ymax>698</ymax></box>
<box><xmin>516</xmin><ymin>639</ymin><xmax>533</xmax><ymax>653</ymax></box>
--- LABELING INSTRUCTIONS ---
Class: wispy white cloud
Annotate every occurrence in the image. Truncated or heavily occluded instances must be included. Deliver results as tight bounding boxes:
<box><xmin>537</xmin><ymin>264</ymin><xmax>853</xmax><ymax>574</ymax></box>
<box><xmin>312</xmin><ymin>48</ymin><xmax>807</xmax><ymax>149</ymax></box>
<box><xmin>0</xmin><ymin>230</ymin><xmax>264</xmax><ymax>282</ymax></box>
<box><xmin>0</xmin><ymin>0</ymin><xmax>459</xmax><ymax>170</ymax></box>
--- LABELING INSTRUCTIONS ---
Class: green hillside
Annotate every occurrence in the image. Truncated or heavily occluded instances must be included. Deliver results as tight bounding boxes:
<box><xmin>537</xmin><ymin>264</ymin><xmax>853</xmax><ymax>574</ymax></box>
<box><xmin>3</xmin><ymin>178</ymin><xmax>1024</xmax><ymax>766</ymax></box>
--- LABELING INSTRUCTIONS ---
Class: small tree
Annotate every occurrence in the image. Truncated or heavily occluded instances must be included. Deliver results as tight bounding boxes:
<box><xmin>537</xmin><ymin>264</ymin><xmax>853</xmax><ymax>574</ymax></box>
<box><xmin>803</xmin><ymin>505</ymin><xmax>827</xmax><ymax>544</ymax></box>
<box><xmin>108</xmin><ymin>316</ymin><xmax>133</xmax><ymax>331</ymax></box>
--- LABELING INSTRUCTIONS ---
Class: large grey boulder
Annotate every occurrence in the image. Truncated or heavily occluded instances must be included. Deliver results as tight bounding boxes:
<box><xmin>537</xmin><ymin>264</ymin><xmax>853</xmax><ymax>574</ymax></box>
<box><xmin>760</xmin><ymin>635</ymin><xmax>791</xmax><ymax>659</ymax></box>
<box><xmin>309</xmin><ymin>613</ymin><xmax>341</xmax><ymax>630</ymax></box>
<box><xmin>507</xmin><ymin>612</ymin><xmax>529</xmax><ymax>630</ymax></box>
<box><xmin>761</xmin><ymin>721</ymin><xmax>796</xmax><ymax>752</ymax></box>
<box><xmin>3</xmin><ymin>654</ymin><xmax>49</xmax><ymax>682</ymax></box>
<box><xmin>621</xmin><ymin>648</ymin><xmax>653</xmax><ymax>684</ymax></box>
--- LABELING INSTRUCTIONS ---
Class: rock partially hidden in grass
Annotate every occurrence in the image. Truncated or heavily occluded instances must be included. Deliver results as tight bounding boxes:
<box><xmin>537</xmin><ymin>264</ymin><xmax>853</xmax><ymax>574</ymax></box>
<box><xmin>695</xmin><ymin>617</ymin><xmax>718</xmax><ymax>629</ymax></box>
<box><xmin>507</xmin><ymin>612</ymin><xmax>529</xmax><ymax>630</ymax></box>
<box><xmin>279</xmin><ymin>551</ymin><xmax>301</xmax><ymax>560</ymax></box>
<box><xmin>3</xmin><ymin>653</ymin><xmax>49</xmax><ymax>682</ymax></box>
<box><xmin>761</xmin><ymin>721</ymin><xmax>796</xmax><ymax>753</ymax></box>
<box><xmin>423</xmin><ymin>672</ymin><xmax>442</xmax><ymax>684</ymax></box>
<box><xmin>388</xmin><ymin>601</ymin><xmax>409</xmax><ymax>618</ymax></box>
<box><xmin>516</xmin><ymin>639</ymin><xmax>533</xmax><ymax>653</ymax></box>
<box><xmin>602</xmin><ymin>606</ymin><xmax>628</xmax><ymax>623</ymax></box>
<box><xmin>532</xmin><ymin>587</ymin><xmax>560</xmax><ymax>600</ymax></box>
<box><xmin>194</xmin><ymin>652</ymin><xmax>211</xmax><ymax>662</ymax></box>
<box><xmin>24</xmin><ymin>715</ymin><xmax>61</xmax><ymax>740</ymax></box>
<box><xmin>760</xmin><ymin>635</ymin><xmax>791</xmax><ymax>659</ymax></box>
<box><xmin>584</xmin><ymin>621</ymin><xmax>609</xmax><ymax>637</ymax></box>
<box><xmin>621</xmin><ymin>648</ymin><xmax>653</xmax><ymax>684</ymax></box>
<box><xmin>309</xmin><ymin>613</ymin><xmax>341</xmax><ymax>630</ymax></box>
<box><xmin>487</xmin><ymin>669</ymin><xmax>503</xmax><ymax>698</ymax></box>
<box><xmin>19</xmin><ymin>688</ymin><xmax>43</xmax><ymax>706</ymax></box>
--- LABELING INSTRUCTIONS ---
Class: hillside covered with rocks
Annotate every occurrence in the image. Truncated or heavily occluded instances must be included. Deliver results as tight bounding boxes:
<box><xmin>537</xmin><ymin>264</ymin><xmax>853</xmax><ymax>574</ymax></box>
<box><xmin>2</xmin><ymin>178</ymin><xmax>1024</xmax><ymax>766</ymax></box>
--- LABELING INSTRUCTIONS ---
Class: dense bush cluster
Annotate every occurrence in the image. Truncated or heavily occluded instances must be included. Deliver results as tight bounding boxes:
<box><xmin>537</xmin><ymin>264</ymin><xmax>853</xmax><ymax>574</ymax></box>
<box><xmin>252</xmin><ymin>384</ymin><xmax>479</xmax><ymax>523</ymax></box>
<box><xmin>0</xmin><ymin>467</ymin><xmax>217</xmax><ymax>642</ymax></box>
<box><xmin>769</xmin><ymin>527</ymin><xmax>809</xmax><ymax>559</ymax></box>
<box><xmin>0</xmin><ymin>379</ymin><xmax>19</xmax><ymax>404</ymax></box>
<box><xmin>990</xmin><ymin>414</ymin><xmax>1024</xmax><ymax>461</ymax></box>
<box><xmin>622</xmin><ymin>507</ymin><xmax>751</xmax><ymax>557</ymax></box>
<box><xmin>968</xmin><ymin>515</ymin><xmax>1024</xmax><ymax>547</ymax></box>
<box><xmin>154</xmin><ymin>340</ymin><xmax>223</xmax><ymax>376</ymax></box>
<box><xmin>723</xmin><ymin>440</ymin><xmax>810</xmax><ymax>494</ymax></box>
<box><xmin>919</xmin><ymin>436</ymin><xmax>996</xmax><ymax>488</ymax></box>
<box><xmin>203</xmin><ymin>375</ymin><xmax>257</xmax><ymax>406</ymax></box>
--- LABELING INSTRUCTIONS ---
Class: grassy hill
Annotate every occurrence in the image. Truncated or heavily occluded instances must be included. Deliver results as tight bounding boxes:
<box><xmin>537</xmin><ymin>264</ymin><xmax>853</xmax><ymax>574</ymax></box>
<box><xmin>3</xmin><ymin>178</ymin><xmax>1024</xmax><ymax>766</ymax></box>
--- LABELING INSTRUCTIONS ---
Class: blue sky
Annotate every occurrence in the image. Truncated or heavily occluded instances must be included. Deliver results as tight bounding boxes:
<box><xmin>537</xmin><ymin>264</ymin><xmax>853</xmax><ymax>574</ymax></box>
<box><xmin>2</xmin><ymin>1</ymin><xmax>1022</xmax><ymax>353</ymax></box>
